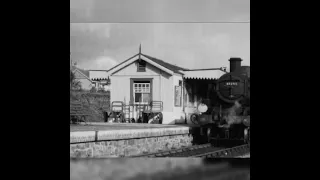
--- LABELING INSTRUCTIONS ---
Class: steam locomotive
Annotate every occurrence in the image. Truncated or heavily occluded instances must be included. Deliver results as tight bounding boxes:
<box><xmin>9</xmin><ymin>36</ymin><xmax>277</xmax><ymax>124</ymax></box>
<box><xmin>203</xmin><ymin>58</ymin><xmax>250</xmax><ymax>146</ymax></box>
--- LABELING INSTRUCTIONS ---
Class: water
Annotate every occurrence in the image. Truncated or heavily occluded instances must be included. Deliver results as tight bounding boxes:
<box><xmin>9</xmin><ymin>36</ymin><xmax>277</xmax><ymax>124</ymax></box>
<box><xmin>70</xmin><ymin>158</ymin><xmax>250</xmax><ymax>180</ymax></box>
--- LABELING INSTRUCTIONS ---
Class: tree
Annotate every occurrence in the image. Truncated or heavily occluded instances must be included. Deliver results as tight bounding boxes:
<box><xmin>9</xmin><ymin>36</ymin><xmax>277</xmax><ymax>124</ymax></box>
<box><xmin>70</xmin><ymin>70</ymin><xmax>74</xmax><ymax>84</ymax></box>
<box><xmin>70</xmin><ymin>70</ymin><xmax>82</xmax><ymax>90</ymax></box>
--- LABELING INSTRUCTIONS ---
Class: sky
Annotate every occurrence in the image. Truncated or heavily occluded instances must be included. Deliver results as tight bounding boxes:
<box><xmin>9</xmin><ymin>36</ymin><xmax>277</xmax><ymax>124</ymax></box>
<box><xmin>70</xmin><ymin>0</ymin><xmax>250</xmax><ymax>71</ymax></box>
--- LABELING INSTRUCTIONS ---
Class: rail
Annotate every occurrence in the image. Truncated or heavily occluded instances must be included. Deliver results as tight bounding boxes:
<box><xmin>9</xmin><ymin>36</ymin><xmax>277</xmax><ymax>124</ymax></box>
<box><xmin>131</xmin><ymin>143</ymin><xmax>250</xmax><ymax>158</ymax></box>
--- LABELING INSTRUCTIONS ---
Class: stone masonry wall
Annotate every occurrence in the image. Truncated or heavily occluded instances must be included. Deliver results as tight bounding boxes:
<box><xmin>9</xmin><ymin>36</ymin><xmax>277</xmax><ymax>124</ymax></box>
<box><xmin>70</xmin><ymin>134</ymin><xmax>193</xmax><ymax>158</ymax></box>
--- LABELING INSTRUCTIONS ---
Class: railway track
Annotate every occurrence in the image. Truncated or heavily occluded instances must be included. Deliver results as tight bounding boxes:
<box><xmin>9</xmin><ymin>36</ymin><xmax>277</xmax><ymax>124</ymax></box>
<box><xmin>132</xmin><ymin>143</ymin><xmax>250</xmax><ymax>158</ymax></box>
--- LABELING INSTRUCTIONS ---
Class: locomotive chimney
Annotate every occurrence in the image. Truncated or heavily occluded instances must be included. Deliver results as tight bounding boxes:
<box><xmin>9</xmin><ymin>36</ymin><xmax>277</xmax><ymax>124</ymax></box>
<box><xmin>229</xmin><ymin>57</ymin><xmax>242</xmax><ymax>73</ymax></box>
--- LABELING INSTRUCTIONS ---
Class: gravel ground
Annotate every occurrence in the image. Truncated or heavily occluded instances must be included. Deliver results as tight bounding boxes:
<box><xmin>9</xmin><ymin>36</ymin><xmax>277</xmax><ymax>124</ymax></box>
<box><xmin>70</xmin><ymin>158</ymin><xmax>250</xmax><ymax>180</ymax></box>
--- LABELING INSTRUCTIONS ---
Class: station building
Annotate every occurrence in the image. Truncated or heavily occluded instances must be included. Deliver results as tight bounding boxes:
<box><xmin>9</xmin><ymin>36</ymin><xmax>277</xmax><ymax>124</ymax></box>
<box><xmin>92</xmin><ymin>48</ymin><xmax>226</xmax><ymax>124</ymax></box>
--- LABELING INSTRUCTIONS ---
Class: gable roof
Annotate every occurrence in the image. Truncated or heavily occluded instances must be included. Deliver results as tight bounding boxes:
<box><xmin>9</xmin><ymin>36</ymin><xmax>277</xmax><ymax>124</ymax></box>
<box><xmin>71</xmin><ymin>66</ymin><xmax>89</xmax><ymax>77</ymax></box>
<box><xmin>71</xmin><ymin>66</ymin><xmax>91</xmax><ymax>81</ymax></box>
<box><xmin>107</xmin><ymin>53</ymin><xmax>189</xmax><ymax>75</ymax></box>
<box><xmin>141</xmin><ymin>54</ymin><xmax>189</xmax><ymax>74</ymax></box>
<box><xmin>107</xmin><ymin>53</ymin><xmax>139</xmax><ymax>72</ymax></box>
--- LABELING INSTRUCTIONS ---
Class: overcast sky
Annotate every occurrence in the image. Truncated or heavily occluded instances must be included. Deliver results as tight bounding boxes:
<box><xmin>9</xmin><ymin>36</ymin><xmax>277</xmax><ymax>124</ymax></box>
<box><xmin>70</xmin><ymin>0</ymin><xmax>250</xmax><ymax>71</ymax></box>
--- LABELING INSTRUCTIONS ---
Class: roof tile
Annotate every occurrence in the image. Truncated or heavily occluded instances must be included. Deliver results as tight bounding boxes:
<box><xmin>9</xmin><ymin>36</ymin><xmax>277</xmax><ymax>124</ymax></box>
<box><xmin>141</xmin><ymin>54</ymin><xmax>189</xmax><ymax>74</ymax></box>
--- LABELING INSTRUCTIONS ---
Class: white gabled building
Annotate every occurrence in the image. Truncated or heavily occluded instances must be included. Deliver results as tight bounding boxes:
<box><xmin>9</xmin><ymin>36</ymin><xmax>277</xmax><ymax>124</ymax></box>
<box><xmin>103</xmin><ymin>47</ymin><xmax>226</xmax><ymax>124</ymax></box>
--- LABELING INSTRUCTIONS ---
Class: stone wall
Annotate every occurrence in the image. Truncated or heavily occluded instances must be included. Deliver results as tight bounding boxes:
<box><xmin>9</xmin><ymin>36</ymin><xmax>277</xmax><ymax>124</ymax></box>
<box><xmin>70</xmin><ymin>134</ymin><xmax>193</xmax><ymax>158</ymax></box>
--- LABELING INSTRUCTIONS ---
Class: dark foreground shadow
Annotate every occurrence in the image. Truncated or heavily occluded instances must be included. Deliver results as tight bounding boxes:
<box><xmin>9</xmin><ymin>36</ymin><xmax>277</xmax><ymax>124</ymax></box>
<box><xmin>203</xmin><ymin>158</ymin><xmax>250</xmax><ymax>168</ymax></box>
<box><xmin>71</xmin><ymin>158</ymin><xmax>250</xmax><ymax>180</ymax></box>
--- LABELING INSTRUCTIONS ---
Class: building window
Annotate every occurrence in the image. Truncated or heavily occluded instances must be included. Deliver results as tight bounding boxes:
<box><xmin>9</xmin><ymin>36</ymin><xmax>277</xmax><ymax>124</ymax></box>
<box><xmin>137</xmin><ymin>60</ymin><xmax>146</xmax><ymax>72</ymax></box>
<box><xmin>133</xmin><ymin>82</ymin><xmax>150</xmax><ymax>103</ymax></box>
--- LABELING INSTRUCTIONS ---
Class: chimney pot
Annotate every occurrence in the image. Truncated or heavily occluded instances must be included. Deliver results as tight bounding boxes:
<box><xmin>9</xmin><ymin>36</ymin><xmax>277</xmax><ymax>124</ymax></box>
<box><xmin>229</xmin><ymin>57</ymin><xmax>242</xmax><ymax>73</ymax></box>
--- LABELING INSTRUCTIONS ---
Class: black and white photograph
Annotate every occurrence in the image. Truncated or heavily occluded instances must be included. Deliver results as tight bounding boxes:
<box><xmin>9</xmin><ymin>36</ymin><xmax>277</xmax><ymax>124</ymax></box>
<box><xmin>70</xmin><ymin>0</ymin><xmax>250</xmax><ymax>179</ymax></box>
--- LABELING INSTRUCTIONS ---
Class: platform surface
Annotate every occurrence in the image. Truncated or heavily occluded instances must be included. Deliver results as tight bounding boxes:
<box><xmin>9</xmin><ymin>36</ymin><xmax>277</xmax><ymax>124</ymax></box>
<box><xmin>70</xmin><ymin>122</ymin><xmax>192</xmax><ymax>132</ymax></box>
<box><xmin>70</xmin><ymin>123</ymin><xmax>192</xmax><ymax>143</ymax></box>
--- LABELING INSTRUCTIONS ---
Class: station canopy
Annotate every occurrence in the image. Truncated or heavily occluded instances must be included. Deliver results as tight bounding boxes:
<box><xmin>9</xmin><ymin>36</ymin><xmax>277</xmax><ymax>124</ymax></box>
<box><xmin>89</xmin><ymin>70</ymin><xmax>109</xmax><ymax>81</ymax></box>
<box><xmin>182</xmin><ymin>69</ymin><xmax>226</xmax><ymax>80</ymax></box>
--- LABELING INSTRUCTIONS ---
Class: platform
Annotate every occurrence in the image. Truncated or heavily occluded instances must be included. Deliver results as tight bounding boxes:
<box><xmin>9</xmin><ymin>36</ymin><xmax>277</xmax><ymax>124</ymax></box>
<box><xmin>70</xmin><ymin>122</ymin><xmax>192</xmax><ymax>132</ymax></box>
<box><xmin>70</xmin><ymin>123</ymin><xmax>192</xmax><ymax>144</ymax></box>
<box><xmin>70</xmin><ymin>123</ymin><xmax>196</xmax><ymax>157</ymax></box>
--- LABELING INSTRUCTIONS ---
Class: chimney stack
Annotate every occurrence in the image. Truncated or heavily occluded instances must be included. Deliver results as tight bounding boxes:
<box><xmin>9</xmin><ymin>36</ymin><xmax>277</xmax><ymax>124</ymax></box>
<box><xmin>229</xmin><ymin>57</ymin><xmax>242</xmax><ymax>73</ymax></box>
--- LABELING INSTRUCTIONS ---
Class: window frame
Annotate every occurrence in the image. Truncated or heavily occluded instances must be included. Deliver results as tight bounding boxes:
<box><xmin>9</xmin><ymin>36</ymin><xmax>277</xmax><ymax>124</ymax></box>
<box><xmin>133</xmin><ymin>82</ymin><xmax>151</xmax><ymax>104</ymax></box>
<box><xmin>130</xmin><ymin>78</ymin><xmax>153</xmax><ymax>104</ymax></box>
<box><xmin>137</xmin><ymin>60</ymin><xmax>146</xmax><ymax>72</ymax></box>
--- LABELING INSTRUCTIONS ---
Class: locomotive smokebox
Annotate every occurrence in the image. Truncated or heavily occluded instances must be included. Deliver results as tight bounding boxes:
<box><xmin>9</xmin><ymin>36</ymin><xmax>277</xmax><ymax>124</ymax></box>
<box><xmin>229</xmin><ymin>57</ymin><xmax>242</xmax><ymax>73</ymax></box>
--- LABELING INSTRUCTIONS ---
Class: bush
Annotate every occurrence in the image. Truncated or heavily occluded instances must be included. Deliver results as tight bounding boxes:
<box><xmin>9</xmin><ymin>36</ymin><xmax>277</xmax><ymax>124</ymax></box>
<box><xmin>70</xmin><ymin>91</ymin><xmax>110</xmax><ymax>122</ymax></box>
<box><xmin>90</xmin><ymin>86</ymin><xmax>97</xmax><ymax>93</ymax></box>
<box><xmin>70</xmin><ymin>70</ymin><xmax>82</xmax><ymax>90</ymax></box>
<box><xmin>97</xmin><ymin>88</ymin><xmax>106</xmax><ymax>93</ymax></box>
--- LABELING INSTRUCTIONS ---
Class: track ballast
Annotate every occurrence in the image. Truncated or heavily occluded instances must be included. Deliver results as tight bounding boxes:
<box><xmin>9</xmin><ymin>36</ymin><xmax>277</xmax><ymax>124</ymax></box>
<box><xmin>131</xmin><ymin>143</ymin><xmax>250</xmax><ymax>158</ymax></box>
